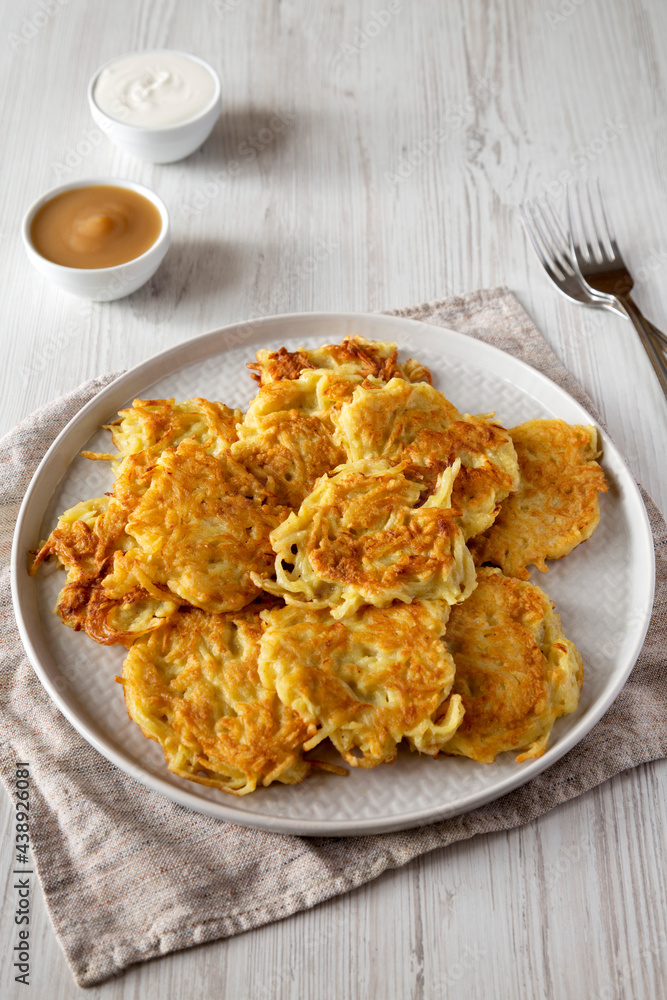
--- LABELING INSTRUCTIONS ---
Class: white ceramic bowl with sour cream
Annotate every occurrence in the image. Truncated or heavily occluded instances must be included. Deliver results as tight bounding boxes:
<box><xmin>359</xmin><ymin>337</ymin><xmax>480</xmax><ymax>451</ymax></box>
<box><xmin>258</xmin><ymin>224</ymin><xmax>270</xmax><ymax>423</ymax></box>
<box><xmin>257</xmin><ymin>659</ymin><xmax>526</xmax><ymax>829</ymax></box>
<box><xmin>22</xmin><ymin>178</ymin><xmax>171</xmax><ymax>301</ymax></box>
<box><xmin>88</xmin><ymin>50</ymin><xmax>222</xmax><ymax>163</ymax></box>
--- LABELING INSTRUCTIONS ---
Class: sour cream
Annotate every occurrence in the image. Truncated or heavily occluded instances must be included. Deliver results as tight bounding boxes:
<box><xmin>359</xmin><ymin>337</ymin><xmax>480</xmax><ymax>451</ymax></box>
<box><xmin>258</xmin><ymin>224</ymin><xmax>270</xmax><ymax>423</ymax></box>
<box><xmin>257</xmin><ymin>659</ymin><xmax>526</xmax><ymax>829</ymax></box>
<box><xmin>93</xmin><ymin>51</ymin><xmax>218</xmax><ymax>129</ymax></box>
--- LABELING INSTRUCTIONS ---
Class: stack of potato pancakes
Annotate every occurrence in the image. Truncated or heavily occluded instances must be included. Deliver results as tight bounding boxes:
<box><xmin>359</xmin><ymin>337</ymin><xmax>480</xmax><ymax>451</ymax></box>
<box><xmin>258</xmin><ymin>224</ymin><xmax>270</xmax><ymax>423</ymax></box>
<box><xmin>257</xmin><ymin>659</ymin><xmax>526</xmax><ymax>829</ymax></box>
<box><xmin>32</xmin><ymin>336</ymin><xmax>608</xmax><ymax>795</ymax></box>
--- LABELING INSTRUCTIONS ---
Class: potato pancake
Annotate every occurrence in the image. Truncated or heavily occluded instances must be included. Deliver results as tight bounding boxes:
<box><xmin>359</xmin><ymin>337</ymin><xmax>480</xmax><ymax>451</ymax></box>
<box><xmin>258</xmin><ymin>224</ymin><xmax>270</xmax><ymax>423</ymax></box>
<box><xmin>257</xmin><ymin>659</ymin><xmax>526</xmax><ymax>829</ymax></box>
<box><xmin>100</xmin><ymin>396</ymin><xmax>242</xmax><ymax>461</ymax></box>
<box><xmin>259</xmin><ymin>600</ymin><xmax>464</xmax><ymax>768</ymax></box>
<box><xmin>114</xmin><ymin>439</ymin><xmax>287</xmax><ymax>614</ymax></box>
<box><xmin>332</xmin><ymin>378</ymin><xmax>519</xmax><ymax>540</ymax></box>
<box><xmin>255</xmin><ymin>458</ymin><xmax>476</xmax><ymax>619</ymax></box>
<box><xmin>122</xmin><ymin>608</ymin><xmax>315</xmax><ymax>795</ymax></box>
<box><xmin>470</xmin><ymin>419</ymin><xmax>608</xmax><ymax>579</ymax></box>
<box><xmin>30</xmin><ymin>336</ymin><xmax>602</xmax><ymax>794</ymax></box>
<box><xmin>31</xmin><ymin>453</ymin><xmax>178</xmax><ymax>645</ymax></box>
<box><xmin>230</xmin><ymin>369</ymin><xmax>353</xmax><ymax>507</ymax></box>
<box><xmin>443</xmin><ymin>568</ymin><xmax>583</xmax><ymax>763</ymax></box>
<box><xmin>247</xmin><ymin>334</ymin><xmax>432</xmax><ymax>387</ymax></box>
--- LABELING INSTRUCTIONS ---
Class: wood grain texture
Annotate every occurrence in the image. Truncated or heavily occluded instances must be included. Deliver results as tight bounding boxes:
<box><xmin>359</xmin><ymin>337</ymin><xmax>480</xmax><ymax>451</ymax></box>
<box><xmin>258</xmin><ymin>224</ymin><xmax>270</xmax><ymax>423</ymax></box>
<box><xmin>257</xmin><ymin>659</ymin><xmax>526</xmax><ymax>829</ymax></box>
<box><xmin>1</xmin><ymin>0</ymin><xmax>666</xmax><ymax>997</ymax></box>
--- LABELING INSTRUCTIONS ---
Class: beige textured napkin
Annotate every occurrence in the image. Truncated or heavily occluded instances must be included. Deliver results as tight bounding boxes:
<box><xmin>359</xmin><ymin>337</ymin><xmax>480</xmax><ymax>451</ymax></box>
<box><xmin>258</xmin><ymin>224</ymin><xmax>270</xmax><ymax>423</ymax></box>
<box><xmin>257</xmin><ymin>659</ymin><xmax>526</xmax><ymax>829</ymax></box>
<box><xmin>1</xmin><ymin>287</ymin><xmax>665</xmax><ymax>988</ymax></box>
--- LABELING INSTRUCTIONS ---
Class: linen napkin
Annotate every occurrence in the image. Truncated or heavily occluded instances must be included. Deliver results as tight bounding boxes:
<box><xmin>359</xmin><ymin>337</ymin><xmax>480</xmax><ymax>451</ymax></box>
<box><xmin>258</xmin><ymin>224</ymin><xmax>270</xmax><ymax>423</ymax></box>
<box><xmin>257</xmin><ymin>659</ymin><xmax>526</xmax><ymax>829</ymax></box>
<box><xmin>1</xmin><ymin>287</ymin><xmax>665</xmax><ymax>988</ymax></box>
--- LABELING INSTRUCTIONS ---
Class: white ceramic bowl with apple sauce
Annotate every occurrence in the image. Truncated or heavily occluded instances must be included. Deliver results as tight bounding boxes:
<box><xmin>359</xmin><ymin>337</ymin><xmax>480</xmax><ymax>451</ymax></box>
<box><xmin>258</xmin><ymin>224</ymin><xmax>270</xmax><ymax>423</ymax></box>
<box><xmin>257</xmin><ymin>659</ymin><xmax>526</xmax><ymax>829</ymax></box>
<box><xmin>22</xmin><ymin>178</ymin><xmax>170</xmax><ymax>301</ymax></box>
<box><xmin>88</xmin><ymin>50</ymin><xmax>222</xmax><ymax>163</ymax></box>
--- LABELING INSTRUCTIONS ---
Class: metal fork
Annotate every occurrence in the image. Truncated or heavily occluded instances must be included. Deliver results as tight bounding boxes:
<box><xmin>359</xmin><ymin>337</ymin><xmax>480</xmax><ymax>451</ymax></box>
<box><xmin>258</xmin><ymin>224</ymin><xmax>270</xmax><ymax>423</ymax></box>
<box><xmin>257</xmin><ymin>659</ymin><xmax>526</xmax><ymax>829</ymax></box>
<box><xmin>520</xmin><ymin>195</ymin><xmax>667</xmax><ymax>349</ymax></box>
<box><xmin>567</xmin><ymin>180</ymin><xmax>667</xmax><ymax>397</ymax></box>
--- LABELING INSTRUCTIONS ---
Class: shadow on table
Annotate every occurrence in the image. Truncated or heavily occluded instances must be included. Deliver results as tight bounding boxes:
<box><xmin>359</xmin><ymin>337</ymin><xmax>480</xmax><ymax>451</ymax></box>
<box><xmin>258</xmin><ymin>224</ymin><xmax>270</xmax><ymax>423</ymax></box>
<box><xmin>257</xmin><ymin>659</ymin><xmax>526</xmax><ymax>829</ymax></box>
<box><xmin>119</xmin><ymin>237</ymin><xmax>252</xmax><ymax>314</ymax></box>
<box><xmin>189</xmin><ymin>103</ymin><xmax>300</xmax><ymax>173</ymax></box>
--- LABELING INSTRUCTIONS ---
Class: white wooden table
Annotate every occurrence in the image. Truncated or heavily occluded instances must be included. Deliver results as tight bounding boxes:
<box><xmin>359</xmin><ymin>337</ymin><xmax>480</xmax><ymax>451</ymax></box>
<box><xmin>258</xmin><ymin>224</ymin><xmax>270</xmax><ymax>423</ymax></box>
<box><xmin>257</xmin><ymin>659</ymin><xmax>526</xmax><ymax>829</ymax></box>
<box><xmin>2</xmin><ymin>1</ymin><xmax>666</xmax><ymax>996</ymax></box>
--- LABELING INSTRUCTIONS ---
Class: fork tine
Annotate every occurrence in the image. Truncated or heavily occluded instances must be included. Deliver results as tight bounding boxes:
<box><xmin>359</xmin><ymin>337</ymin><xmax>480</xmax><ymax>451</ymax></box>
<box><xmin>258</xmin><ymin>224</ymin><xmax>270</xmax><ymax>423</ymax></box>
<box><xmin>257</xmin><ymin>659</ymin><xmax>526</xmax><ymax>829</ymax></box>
<box><xmin>577</xmin><ymin>182</ymin><xmax>600</xmax><ymax>262</ymax></box>
<box><xmin>519</xmin><ymin>204</ymin><xmax>551</xmax><ymax>268</ymax></box>
<box><xmin>566</xmin><ymin>184</ymin><xmax>583</xmax><ymax>260</ymax></box>
<box><xmin>543</xmin><ymin>195</ymin><xmax>570</xmax><ymax>250</ymax></box>
<box><xmin>592</xmin><ymin>178</ymin><xmax>617</xmax><ymax>260</ymax></box>
<box><xmin>567</xmin><ymin>183</ymin><xmax>593</xmax><ymax>263</ymax></box>
<box><xmin>595</xmin><ymin>178</ymin><xmax>614</xmax><ymax>240</ymax></box>
<box><xmin>539</xmin><ymin>196</ymin><xmax>576</xmax><ymax>276</ymax></box>
<box><xmin>584</xmin><ymin>181</ymin><xmax>606</xmax><ymax>263</ymax></box>
<box><xmin>521</xmin><ymin>202</ymin><xmax>562</xmax><ymax>278</ymax></box>
<box><xmin>519</xmin><ymin>203</ymin><xmax>566</xmax><ymax>283</ymax></box>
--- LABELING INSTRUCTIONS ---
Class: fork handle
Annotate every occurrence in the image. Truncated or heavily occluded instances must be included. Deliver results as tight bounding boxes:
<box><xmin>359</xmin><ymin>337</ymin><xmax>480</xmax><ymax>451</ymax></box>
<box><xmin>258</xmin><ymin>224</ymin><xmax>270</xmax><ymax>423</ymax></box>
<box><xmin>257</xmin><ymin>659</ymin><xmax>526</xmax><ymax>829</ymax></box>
<box><xmin>646</xmin><ymin>318</ymin><xmax>667</xmax><ymax>353</ymax></box>
<box><xmin>616</xmin><ymin>293</ymin><xmax>667</xmax><ymax>399</ymax></box>
<box><xmin>622</xmin><ymin>295</ymin><xmax>667</xmax><ymax>356</ymax></box>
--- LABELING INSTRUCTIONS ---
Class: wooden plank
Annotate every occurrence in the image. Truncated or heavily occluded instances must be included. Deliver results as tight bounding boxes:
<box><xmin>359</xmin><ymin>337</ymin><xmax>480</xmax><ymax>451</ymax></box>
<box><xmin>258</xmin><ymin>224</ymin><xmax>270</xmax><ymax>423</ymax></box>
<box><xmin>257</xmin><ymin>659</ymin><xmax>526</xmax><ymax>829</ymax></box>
<box><xmin>1</xmin><ymin>0</ymin><xmax>666</xmax><ymax>996</ymax></box>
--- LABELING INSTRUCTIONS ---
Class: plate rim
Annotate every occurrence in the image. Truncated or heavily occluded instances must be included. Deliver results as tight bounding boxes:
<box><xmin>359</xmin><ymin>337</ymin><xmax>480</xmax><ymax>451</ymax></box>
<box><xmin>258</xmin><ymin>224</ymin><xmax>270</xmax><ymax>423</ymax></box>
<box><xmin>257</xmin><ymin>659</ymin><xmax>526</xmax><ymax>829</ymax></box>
<box><xmin>11</xmin><ymin>310</ymin><xmax>656</xmax><ymax>836</ymax></box>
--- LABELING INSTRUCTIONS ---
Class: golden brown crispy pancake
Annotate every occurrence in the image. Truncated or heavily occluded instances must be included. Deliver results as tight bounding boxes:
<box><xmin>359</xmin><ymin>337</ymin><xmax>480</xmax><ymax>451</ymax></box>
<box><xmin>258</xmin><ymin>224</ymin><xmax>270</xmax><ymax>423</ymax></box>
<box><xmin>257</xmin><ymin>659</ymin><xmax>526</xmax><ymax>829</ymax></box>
<box><xmin>255</xmin><ymin>458</ymin><xmax>476</xmax><ymax>618</ymax></box>
<box><xmin>247</xmin><ymin>334</ymin><xmax>432</xmax><ymax>387</ymax></box>
<box><xmin>470</xmin><ymin>419</ymin><xmax>608</xmax><ymax>579</ymax></box>
<box><xmin>88</xmin><ymin>397</ymin><xmax>242</xmax><ymax>462</ymax></box>
<box><xmin>30</xmin><ymin>453</ymin><xmax>178</xmax><ymax>645</ymax></box>
<box><xmin>443</xmin><ymin>568</ymin><xmax>583</xmax><ymax>763</ymax></box>
<box><xmin>30</xmin><ymin>339</ymin><xmax>601</xmax><ymax>796</ymax></box>
<box><xmin>259</xmin><ymin>600</ymin><xmax>464</xmax><ymax>768</ymax></box>
<box><xmin>35</xmin><ymin>397</ymin><xmax>247</xmax><ymax>642</ymax></box>
<box><xmin>332</xmin><ymin>378</ymin><xmax>519</xmax><ymax>540</ymax></box>
<box><xmin>114</xmin><ymin>439</ymin><xmax>287</xmax><ymax>614</ymax></box>
<box><xmin>231</xmin><ymin>369</ymin><xmax>353</xmax><ymax>507</ymax></box>
<box><xmin>122</xmin><ymin>608</ymin><xmax>316</xmax><ymax>795</ymax></box>
<box><xmin>32</xmin><ymin>440</ymin><xmax>286</xmax><ymax>639</ymax></box>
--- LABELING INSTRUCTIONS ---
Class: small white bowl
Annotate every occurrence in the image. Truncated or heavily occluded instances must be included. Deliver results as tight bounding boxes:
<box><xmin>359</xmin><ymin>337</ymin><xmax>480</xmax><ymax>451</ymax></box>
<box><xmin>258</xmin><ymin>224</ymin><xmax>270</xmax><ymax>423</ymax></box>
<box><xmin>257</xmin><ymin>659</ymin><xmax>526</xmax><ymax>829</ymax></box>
<box><xmin>22</xmin><ymin>178</ymin><xmax>170</xmax><ymax>301</ymax></box>
<box><xmin>88</xmin><ymin>51</ymin><xmax>222</xmax><ymax>164</ymax></box>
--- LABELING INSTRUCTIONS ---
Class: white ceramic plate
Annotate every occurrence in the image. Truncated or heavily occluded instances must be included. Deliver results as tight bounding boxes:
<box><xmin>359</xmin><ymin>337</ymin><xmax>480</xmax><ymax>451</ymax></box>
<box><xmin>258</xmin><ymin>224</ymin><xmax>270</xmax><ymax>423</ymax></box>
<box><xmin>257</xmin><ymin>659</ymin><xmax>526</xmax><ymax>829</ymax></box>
<box><xmin>11</xmin><ymin>312</ymin><xmax>655</xmax><ymax>836</ymax></box>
